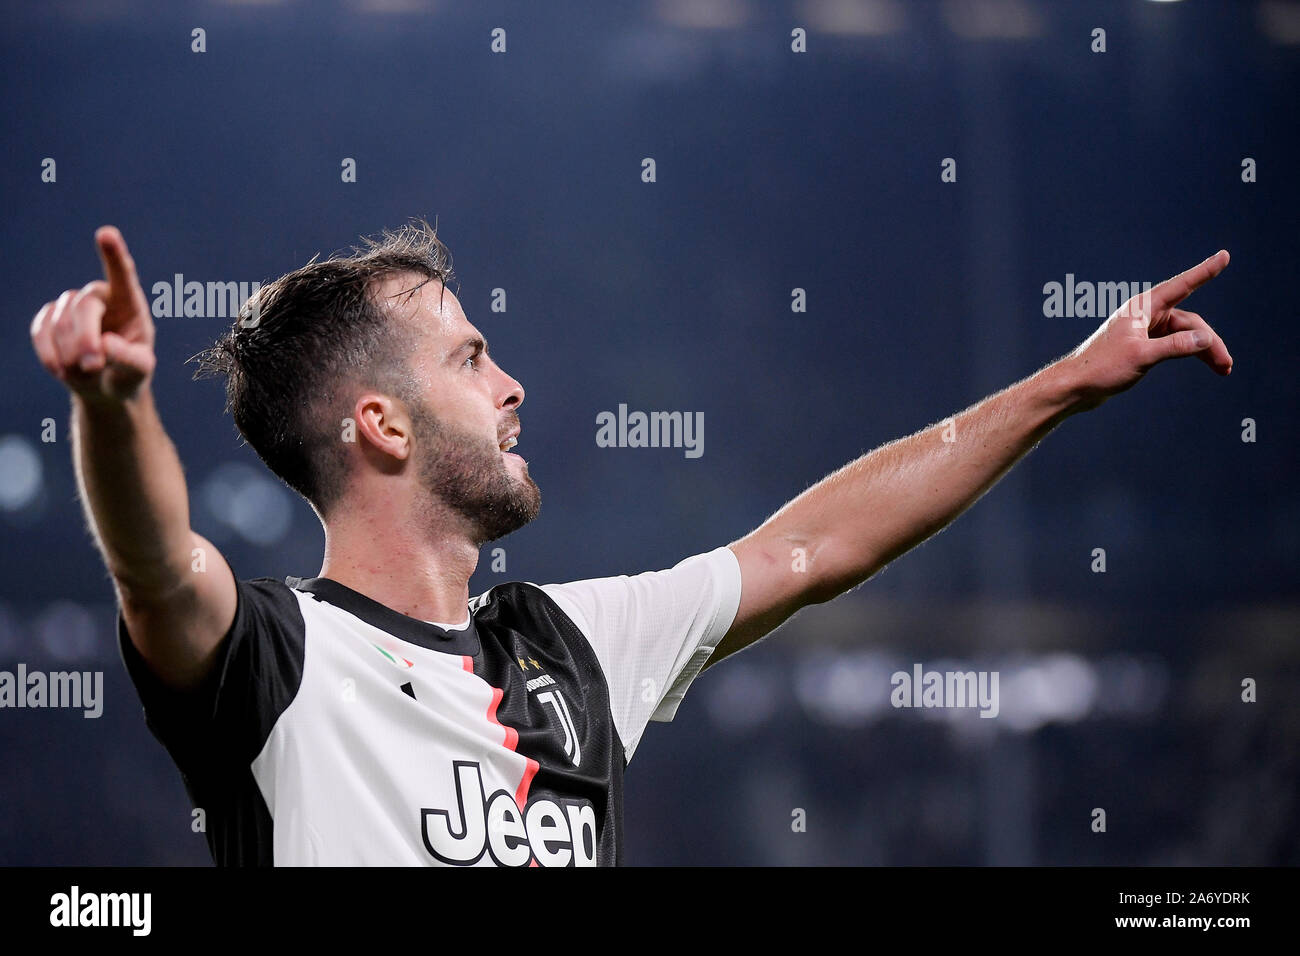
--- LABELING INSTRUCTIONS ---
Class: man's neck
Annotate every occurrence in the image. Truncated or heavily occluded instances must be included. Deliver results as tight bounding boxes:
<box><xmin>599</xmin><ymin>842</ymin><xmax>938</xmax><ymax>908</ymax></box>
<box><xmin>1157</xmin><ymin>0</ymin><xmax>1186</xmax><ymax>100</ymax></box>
<box><xmin>317</xmin><ymin>516</ymin><xmax>479</xmax><ymax>625</ymax></box>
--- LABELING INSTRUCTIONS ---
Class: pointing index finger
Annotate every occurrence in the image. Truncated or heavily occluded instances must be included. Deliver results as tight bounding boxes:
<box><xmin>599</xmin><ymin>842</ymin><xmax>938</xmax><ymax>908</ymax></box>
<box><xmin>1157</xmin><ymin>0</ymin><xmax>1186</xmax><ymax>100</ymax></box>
<box><xmin>94</xmin><ymin>226</ymin><xmax>145</xmax><ymax>302</ymax></box>
<box><xmin>1153</xmin><ymin>249</ymin><xmax>1230</xmax><ymax>311</ymax></box>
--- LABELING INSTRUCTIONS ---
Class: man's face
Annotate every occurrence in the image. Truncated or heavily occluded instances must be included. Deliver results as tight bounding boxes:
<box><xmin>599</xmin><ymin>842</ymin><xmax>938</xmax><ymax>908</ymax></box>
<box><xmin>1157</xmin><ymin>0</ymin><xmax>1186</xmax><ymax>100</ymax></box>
<box><xmin>381</xmin><ymin>275</ymin><xmax>540</xmax><ymax>544</ymax></box>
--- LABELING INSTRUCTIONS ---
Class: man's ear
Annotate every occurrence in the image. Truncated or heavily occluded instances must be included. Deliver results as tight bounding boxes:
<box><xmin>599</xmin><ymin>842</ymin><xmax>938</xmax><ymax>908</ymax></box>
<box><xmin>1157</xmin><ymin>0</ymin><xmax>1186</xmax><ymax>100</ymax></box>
<box><xmin>352</xmin><ymin>392</ymin><xmax>414</xmax><ymax>466</ymax></box>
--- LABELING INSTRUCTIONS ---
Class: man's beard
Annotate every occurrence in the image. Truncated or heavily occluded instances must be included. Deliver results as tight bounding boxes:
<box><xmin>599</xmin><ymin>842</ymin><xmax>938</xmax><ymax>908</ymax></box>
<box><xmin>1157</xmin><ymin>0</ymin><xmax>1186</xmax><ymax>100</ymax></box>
<box><xmin>408</xmin><ymin>400</ymin><xmax>541</xmax><ymax>544</ymax></box>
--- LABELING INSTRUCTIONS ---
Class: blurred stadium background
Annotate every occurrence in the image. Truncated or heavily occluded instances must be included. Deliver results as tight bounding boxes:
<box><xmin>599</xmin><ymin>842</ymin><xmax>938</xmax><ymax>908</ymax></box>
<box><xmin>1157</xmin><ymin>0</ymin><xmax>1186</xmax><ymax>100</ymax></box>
<box><xmin>1</xmin><ymin>0</ymin><xmax>1296</xmax><ymax>864</ymax></box>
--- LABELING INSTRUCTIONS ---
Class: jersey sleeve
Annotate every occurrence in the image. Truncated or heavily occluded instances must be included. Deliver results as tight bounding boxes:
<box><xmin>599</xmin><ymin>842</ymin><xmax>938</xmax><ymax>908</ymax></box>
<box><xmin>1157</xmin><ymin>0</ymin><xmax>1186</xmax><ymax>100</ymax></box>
<box><xmin>115</xmin><ymin>575</ymin><xmax>306</xmax><ymax>776</ymax></box>
<box><xmin>535</xmin><ymin>545</ymin><xmax>743</xmax><ymax>764</ymax></box>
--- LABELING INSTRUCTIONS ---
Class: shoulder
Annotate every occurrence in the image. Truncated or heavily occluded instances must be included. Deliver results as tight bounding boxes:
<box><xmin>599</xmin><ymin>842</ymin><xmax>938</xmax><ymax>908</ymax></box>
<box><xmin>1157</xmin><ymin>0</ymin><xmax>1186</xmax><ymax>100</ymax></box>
<box><xmin>470</xmin><ymin>581</ymin><xmax>597</xmax><ymax>662</ymax></box>
<box><xmin>236</xmin><ymin>575</ymin><xmax>312</xmax><ymax>628</ymax></box>
<box><xmin>470</xmin><ymin>579</ymin><xmax>581</xmax><ymax>627</ymax></box>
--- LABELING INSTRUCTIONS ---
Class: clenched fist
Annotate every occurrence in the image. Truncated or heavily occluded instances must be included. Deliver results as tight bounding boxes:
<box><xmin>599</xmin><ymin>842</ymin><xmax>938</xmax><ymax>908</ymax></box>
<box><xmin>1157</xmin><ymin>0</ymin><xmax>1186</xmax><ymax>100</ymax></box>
<box><xmin>30</xmin><ymin>226</ymin><xmax>157</xmax><ymax>403</ymax></box>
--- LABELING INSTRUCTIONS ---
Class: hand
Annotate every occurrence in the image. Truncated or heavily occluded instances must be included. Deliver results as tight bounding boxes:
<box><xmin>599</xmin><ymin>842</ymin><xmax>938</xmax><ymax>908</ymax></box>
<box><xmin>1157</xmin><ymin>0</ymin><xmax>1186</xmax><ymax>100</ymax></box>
<box><xmin>1066</xmin><ymin>250</ymin><xmax>1233</xmax><ymax>409</ymax></box>
<box><xmin>30</xmin><ymin>225</ymin><xmax>158</xmax><ymax>403</ymax></box>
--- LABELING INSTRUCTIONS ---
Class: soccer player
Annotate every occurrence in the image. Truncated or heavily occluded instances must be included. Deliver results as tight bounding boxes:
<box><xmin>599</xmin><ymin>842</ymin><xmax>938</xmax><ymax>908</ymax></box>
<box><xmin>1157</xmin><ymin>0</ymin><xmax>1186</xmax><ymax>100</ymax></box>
<box><xmin>29</xmin><ymin>223</ymin><xmax>1233</xmax><ymax>866</ymax></box>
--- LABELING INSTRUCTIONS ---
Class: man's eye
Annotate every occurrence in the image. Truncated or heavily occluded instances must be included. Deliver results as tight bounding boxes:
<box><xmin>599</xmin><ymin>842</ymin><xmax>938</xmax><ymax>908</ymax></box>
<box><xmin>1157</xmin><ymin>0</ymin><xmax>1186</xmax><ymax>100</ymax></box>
<box><xmin>463</xmin><ymin>355</ymin><xmax>478</xmax><ymax>370</ymax></box>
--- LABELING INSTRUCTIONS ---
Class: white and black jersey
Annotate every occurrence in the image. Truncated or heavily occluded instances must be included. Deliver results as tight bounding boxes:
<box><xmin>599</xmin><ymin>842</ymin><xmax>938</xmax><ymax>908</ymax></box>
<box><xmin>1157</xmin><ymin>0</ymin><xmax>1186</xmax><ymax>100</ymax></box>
<box><xmin>116</xmin><ymin>546</ymin><xmax>742</xmax><ymax>866</ymax></box>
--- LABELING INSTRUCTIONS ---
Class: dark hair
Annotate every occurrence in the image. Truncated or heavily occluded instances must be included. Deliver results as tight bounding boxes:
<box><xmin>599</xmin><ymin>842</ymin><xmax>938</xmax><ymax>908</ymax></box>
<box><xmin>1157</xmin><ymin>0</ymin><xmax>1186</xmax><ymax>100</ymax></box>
<box><xmin>192</xmin><ymin>219</ymin><xmax>455</xmax><ymax>519</ymax></box>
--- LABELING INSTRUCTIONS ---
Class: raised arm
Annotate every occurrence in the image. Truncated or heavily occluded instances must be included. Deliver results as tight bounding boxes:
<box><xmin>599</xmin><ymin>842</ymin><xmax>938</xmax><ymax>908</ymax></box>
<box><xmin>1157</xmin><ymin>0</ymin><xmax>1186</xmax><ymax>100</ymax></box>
<box><xmin>30</xmin><ymin>226</ymin><xmax>237</xmax><ymax>690</ymax></box>
<box><xmin>708</xmin><ymin>250</ymin><xmax>1233</xmax><ymax>666</ymax></box>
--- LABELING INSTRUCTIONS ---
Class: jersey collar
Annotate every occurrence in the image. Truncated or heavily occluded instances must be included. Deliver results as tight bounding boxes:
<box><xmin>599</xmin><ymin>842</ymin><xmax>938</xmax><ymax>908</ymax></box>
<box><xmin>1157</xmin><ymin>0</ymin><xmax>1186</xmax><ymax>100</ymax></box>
<box><xmin>285</xmin><ymin>576</ymin><xmax>481</xmax><ymax>657</ymax></box>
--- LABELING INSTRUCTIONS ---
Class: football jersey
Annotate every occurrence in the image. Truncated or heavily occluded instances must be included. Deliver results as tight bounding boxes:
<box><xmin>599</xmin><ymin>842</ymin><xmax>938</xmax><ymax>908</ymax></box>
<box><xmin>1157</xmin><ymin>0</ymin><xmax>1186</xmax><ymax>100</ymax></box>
<box><xmin>116</xmin><ymin>546</ymin><xmax>742</xmax><ymax>866</ymax></box>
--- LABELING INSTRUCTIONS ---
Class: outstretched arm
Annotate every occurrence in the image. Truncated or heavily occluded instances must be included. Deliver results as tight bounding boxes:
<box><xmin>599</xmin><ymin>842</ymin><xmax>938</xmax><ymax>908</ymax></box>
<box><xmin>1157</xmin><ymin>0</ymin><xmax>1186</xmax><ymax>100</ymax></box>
<box><xmin>707</xmin><ymin>250</ymin><xmax>1233</xmax><ymax>667</ymax></box>
<box><xmin>30</xmin><ymin>226</ymin><xmax>238</xmax><ymax>691</ymax></box>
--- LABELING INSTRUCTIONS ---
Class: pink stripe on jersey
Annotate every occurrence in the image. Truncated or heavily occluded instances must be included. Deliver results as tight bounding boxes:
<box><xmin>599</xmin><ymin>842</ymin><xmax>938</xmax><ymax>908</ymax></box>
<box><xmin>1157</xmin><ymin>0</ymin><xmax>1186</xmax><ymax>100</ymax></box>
<box><xmin>462</xmin><ymin>654</ymin><xmax>542</xmax><ymax>864</ymax></box>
